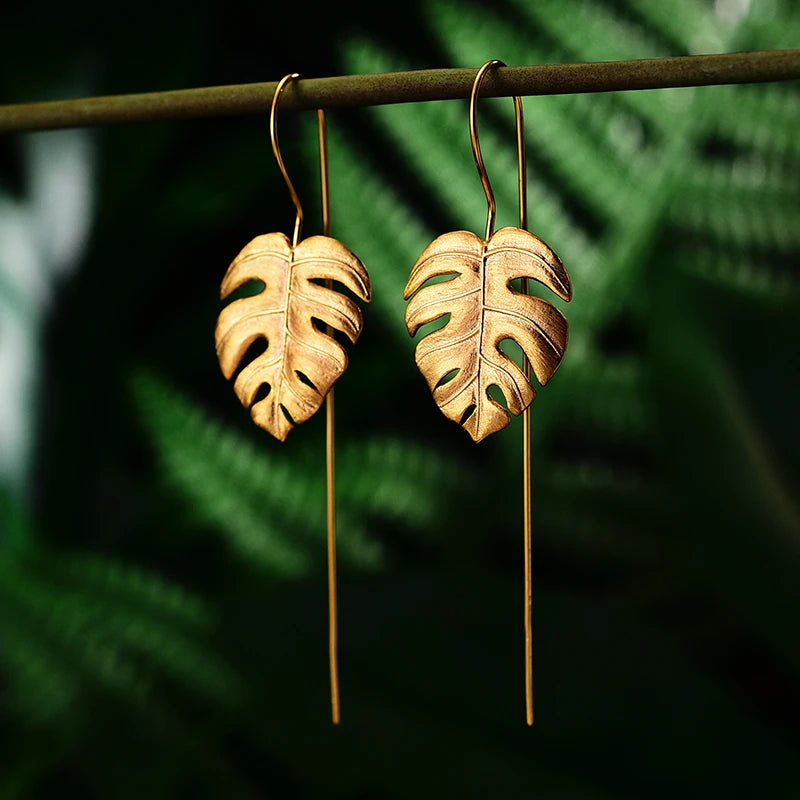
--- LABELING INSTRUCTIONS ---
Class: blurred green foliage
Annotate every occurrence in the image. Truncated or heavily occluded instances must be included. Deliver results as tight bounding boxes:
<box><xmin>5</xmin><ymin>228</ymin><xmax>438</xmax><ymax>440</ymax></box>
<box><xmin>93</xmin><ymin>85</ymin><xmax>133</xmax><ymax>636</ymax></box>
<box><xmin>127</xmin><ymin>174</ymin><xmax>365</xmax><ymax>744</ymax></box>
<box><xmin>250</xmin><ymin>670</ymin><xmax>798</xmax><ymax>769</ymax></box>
<box><xmin>1</xmin><ymin>0</ymin><xmax>799</xmax><ymax>797</ymax></box>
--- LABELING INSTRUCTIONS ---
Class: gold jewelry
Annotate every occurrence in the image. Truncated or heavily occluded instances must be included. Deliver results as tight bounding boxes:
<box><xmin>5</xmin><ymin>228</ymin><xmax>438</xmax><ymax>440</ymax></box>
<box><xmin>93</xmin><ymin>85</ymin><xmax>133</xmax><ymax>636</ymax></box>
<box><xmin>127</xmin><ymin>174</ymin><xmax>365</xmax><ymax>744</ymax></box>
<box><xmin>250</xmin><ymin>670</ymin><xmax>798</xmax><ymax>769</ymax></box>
<box><xmin>216</xmin><ymin>74</ymin><xmax>371</xmax><ymax>441</ymax></box>
<box><xmin>215</xmin><ymin>73</ymin><xmax>371</xmax><ymax>723</ymax></box>
<box><xmin>403</xmin><ymin>60</ymin><xmax>572</xmax><ymax>723</ymax></box>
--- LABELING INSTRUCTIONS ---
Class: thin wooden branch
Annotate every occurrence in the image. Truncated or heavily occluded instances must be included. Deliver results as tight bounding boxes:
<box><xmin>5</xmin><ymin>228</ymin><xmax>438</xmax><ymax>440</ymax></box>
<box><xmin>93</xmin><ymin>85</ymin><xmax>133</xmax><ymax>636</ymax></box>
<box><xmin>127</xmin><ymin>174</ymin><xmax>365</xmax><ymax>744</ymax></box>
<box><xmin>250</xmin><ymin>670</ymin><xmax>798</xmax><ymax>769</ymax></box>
<box><xmin>1</xmin><ymin>50</ymin><xmax>799</xmax><ymax>134</ymax></box>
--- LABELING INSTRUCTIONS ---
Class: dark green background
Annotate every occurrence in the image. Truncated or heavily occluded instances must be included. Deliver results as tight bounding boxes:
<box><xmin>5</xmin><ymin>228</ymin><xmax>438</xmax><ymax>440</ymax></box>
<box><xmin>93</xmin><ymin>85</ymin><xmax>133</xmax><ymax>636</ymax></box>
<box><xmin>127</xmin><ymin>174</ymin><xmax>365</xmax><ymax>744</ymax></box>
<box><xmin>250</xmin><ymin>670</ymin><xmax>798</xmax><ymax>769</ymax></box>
<box><xmin>1</xmin><ymin>0</ymin><xmax>799</xmax><ymax>797</ymax></box>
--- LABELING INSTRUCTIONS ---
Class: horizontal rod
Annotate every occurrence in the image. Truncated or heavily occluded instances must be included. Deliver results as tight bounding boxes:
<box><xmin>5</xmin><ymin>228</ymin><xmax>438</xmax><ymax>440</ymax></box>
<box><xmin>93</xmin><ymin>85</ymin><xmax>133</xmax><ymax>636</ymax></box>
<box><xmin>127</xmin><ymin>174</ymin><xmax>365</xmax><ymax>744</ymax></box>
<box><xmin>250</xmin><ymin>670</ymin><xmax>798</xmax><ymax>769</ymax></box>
<box><xmin>1</xmin><ymin>49</ymin><xmax>799</xmax><ymax>134</ymax></box>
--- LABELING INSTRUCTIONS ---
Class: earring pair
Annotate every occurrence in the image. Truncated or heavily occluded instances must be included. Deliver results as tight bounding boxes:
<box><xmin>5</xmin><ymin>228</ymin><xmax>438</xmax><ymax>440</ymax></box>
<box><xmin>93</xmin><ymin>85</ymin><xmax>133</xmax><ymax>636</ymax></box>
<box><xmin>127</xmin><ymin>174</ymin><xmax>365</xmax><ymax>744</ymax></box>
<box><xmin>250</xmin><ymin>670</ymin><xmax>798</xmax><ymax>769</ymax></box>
<box><xmin>214</xmin><ymin>63</ymin><xmax>572</xmax><ymax>725</ymax></box>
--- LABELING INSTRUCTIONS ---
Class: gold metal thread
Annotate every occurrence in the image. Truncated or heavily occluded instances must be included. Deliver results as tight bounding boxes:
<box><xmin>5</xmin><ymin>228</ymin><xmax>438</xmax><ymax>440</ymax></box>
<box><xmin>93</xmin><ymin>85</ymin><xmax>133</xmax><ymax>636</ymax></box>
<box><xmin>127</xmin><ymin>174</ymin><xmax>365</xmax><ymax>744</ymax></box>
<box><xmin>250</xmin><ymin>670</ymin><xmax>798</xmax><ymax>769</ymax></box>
<box><xmin>517</xmin><ymin>98</ymin><xmax>534</xmax><ymax>729</ymax></box>
<box><xmin>318</xmin><ymin>109</ymin><xmax>330</xmax><ymax>236</ymax></box>
<box><xmin>471</xmin><ymin>61</ymin><xmax>533</xmax><ymax>725</ymax></box>
<box><xmin>515</xmin><ymin>95</ymin><xmax>527</xmax><ymax>233</ymax></box>
<box><xmin>523</xmin><ymin>390</ymin><xmax>533</xmax><ymax>726</ymax></box>
<box><xmin>270</xmin><ymin>73</ymin><xmax>303</xmax><ymax>246</ymax></box>
<box><xmin>318</xmin><ymin>107</ymin><xmax>340</xmax><ymax>726</ymax></box>
<box><xmin>326</xmin><ymin>384</ymin><xmax>339</xmax><ymax>726</ymax></box>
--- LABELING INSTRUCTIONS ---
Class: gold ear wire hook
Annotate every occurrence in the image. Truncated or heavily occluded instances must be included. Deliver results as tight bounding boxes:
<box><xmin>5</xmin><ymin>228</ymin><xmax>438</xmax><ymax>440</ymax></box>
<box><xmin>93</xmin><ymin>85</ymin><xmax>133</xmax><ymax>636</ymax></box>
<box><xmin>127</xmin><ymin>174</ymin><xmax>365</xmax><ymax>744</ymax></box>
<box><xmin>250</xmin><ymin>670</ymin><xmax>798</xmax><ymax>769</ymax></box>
<box><xmin>270</xmin><ymin>73</ymin><xmax>304</xmax><ymax>247</ymax></box>
<box><xmin>469</xmin><ymin>60</ymin><xmax>526</xmax><ymax>240</ymax></box>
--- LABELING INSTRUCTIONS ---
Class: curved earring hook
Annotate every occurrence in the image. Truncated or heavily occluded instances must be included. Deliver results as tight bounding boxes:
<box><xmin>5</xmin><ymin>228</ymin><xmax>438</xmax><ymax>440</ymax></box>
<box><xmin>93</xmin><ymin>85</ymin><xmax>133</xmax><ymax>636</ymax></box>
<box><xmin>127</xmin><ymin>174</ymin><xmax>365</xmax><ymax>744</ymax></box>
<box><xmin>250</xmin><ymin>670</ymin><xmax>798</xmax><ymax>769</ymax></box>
<box><xmin>469</xmin><ymin>60</ymin><xmax>527</xmax><ymax>241</ymax></box>
<box><xmin>270</xmin><ymin>72</ymin><xmax>304</xmax><ymax>246</ymax></box>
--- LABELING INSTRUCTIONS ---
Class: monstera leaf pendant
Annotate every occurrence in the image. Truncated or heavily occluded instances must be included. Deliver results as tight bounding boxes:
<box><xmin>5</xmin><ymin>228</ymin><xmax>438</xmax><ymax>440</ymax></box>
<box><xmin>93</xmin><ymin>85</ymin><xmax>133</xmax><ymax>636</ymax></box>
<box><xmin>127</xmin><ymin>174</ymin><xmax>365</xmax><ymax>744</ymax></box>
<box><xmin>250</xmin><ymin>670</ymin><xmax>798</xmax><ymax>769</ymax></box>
<box><xmin>215</xmin><ymin>231</ymin><xmax>371</xmax><ymax>441</ymax></box>
<box><xmin>404</xmin><ymin>226</ymin><xmax>572</xmax><ymax>442</ymax></box>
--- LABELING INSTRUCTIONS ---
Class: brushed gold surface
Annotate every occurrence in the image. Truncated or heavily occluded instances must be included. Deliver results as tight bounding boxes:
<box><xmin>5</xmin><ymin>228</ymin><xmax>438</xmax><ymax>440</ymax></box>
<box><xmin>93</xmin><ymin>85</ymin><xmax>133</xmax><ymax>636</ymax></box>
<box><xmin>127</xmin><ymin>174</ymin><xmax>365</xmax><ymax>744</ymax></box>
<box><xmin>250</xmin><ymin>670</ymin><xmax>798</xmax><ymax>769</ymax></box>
<box><xmin>404</xmin><ymin>226</ymin><xmax>572</xmax><ymax>442</ymax></box>
<box><xmin>215</xmin><ymin>231</ymin><xmax>371</xmax><ymax>441</ymax></box>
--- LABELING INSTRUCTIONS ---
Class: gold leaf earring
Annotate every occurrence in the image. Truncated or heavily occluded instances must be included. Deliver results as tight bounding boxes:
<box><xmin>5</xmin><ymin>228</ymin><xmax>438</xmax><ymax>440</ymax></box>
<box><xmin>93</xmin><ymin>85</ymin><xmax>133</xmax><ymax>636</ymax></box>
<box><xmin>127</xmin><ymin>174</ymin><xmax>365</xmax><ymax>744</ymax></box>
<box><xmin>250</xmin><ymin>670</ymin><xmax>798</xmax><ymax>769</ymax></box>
<box><xmin>403</xmin><ymin>61</ymin><xmax>573</xmax><ymax>723</ymax></box>
<box><xmin>216</xmin><ymin>74</ymin><xmax>371</xmax><ymax>440</ymax></box>
<box><xmin>215</xmin><ymin>73</ymin><xmax>371</xmax><ymax>723</ymax></box>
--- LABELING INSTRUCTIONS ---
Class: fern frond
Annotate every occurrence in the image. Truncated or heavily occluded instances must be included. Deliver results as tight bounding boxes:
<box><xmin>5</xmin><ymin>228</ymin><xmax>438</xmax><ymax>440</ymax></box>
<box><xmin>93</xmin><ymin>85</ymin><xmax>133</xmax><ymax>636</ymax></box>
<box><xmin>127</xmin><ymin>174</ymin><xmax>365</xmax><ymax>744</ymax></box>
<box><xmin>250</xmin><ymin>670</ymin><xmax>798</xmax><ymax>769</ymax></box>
<box><xmin>506</xmin><ymin>0</ymin><xmax>676</xmax><ymax>124</ymax></box>
<box><xmin>0</xmin><ymin>547</ymin><xmax>237</xmax><ymax>720</ymax></box>
<box><xmin>0</xmin><ymin>618</ymin><xmax>76</xmax><ymax>719</ymax></box>
<box><xmin>337</xmin><ymin>436</ymin><xmax>471</xmax><ymax>533</ymax></box>
<box><xmin>544</xmin><ymin>460</ymin><xmax>655</xmax><ymax>497</ymax></box>
<box><xmin>746</xmin><ymin>11</ymin><xmax>800</xmax><ymax>51</ymax></box>
<box><xmin>134</xmin><ymin>371</ymin><xmax>332</xmax><ymax>574</ymax></box>
<box><xmin>623</xmin><ymin>0</ymin><xmax>720</xmax><ymax>52</ymax></box>
<box><xmin>46</xmin><ymin>551</ymin><xmax>208</xmax><ymax>625</ymax></box>
<box><xmin>534</xmin><ymin>501</ymin><xmax>667</xmax><ymax>563</ymax></box>
<box><xmin>680</xmin><ymin>158</ymin><xmax>800</xmax><ymax>198</ymax></box>
<box><xmin>332</xmin><ymin>0</ymin><xmax>798</xmax><ymax>569</ymax></box>
<box><xmin>134</xmin><ymin>371</ymin><xmax>475</xmax><ymax>572</ymax></box>
<box><xmin>417</xmin><ymin>6</ymin><xmax>642</xmax><ymax>219</ymax></box>
<box><xmin>668</xmin><ymin>189</ymin><xmax>800</xmax><ymax>252</ymax></box>
<box><xmin>548</xmin><ymin>359</ymin><xmax>651</xmax><ymax>437</ymax></box>
<box><xmin>523</xmin><ymin>0</ymin><xmax>669</xmax><ymax>60</ymax></box>
<box><xmin>341</xmin><ymin>38</ymin><xmax>598</xmax><ymax>267</ymax></box>
<box><xmin>670</xmin><ymin>242</ymin><xmax>799</xmax><ymax>300</ymax></box>
<box><xmin>700</xmin><ymin>84</ymin><xmax>800</xmax><ymax>162</ymax></box>
<box><xmin>0</xmin><ymin>556</ymin><xmax>143</xmax><ymax>699</ymax></box>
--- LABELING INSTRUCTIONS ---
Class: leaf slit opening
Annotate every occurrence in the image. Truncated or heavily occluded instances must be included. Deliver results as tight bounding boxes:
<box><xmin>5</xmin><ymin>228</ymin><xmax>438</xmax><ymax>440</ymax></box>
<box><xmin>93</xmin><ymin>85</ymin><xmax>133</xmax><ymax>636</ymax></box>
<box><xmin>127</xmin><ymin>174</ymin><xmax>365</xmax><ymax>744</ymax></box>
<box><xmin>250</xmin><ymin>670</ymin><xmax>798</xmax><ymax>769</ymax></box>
<box><xmin>487</xmin><ymin>384</ymin><xmax>509</xmax><ymax>411</ymax></box>
<box><xmin>435</xmin><ymin>368</ymin><xmax>460</xmax><ymax>389</ymax></box>
<box><xmin>231</xmin><ymin>337</ymin><xmax>268</xmax><ymax>383</ymax></box>
<box><xmin>295</xmin><ymin>370</ymin><xmax>319</xmax><ymax>392</ymax></box>
<box><xmin>418</xmin><ymin>272</ymin><xmax>460</xmax><ymax>291</ymax></box>
<box><xmin>498</xmin><ymin>337</ymin><xmax>525</xmax><ymax>368</ymax></box>
<box><xmin>225</xmin><ymin>279</ymin><xmax>266</xmax><ymax>303</ymax></box>
<box><xmin>309</xmin><ymin>277</ymin><xmax>359</xmax><ymax>299</ymax></box>
<box><xmin>459</xmin><ymin>404</ymin><xmax>476</xmax><ymax>426</ymax></box>
<box><xmin>253</xmin><ymin>383</ymin><xmax>271</xmax><ymax>404</ymax></box>
<box><xmin>417</xmin><ymin>312</ymin><xmax>451</xmax><ymax>341</ymax></box>
<box><xmin>311</xmin><ymin>317</ymin><xmax>350</xmax><ymax>346</ymax></box>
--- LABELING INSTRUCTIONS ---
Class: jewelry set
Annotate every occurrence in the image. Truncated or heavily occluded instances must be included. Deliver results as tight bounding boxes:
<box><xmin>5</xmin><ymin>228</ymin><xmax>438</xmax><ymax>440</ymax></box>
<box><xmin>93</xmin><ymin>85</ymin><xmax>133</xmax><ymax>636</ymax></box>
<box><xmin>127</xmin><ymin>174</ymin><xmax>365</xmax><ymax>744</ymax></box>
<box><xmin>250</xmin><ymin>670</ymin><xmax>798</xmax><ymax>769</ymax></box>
<box><xmin>214</xmin><ymin>62</ymin><xmax>573</xmax><ymax>724</ymax></box>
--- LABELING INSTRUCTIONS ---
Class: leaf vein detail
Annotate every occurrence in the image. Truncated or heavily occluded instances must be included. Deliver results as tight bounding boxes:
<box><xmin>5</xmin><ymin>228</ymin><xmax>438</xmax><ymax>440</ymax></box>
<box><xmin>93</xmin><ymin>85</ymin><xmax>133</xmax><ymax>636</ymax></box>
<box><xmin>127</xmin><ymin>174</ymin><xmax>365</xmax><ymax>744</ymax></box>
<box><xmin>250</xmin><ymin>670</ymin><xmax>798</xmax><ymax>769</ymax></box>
<box><xmin>413</xmin><ymin>286</ymin><xmax>480</xmax><ymax>316</ymax></box>
<box><xmin>285</xmin><ymin>329</ymin><xmax>339</xmax><ymax>365</ymax></box>
<box><xmin>235</xmin><ymin>250</ymin><xmax>290</xmax><ymax>265</ymax></box>
<box><xmin>421</xmin><ymin>325</ymin><xmax>481</xmax><ymax>357</ymax></box>
<box><xmin>415</xmin><ymin>250</ymin><xmax>481</xmax><ymax>270</ymax></box>
<box><xmin>483</xmin><ymin>305</ymin><xmax>562</xmax><ymax>358</ymax></box>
